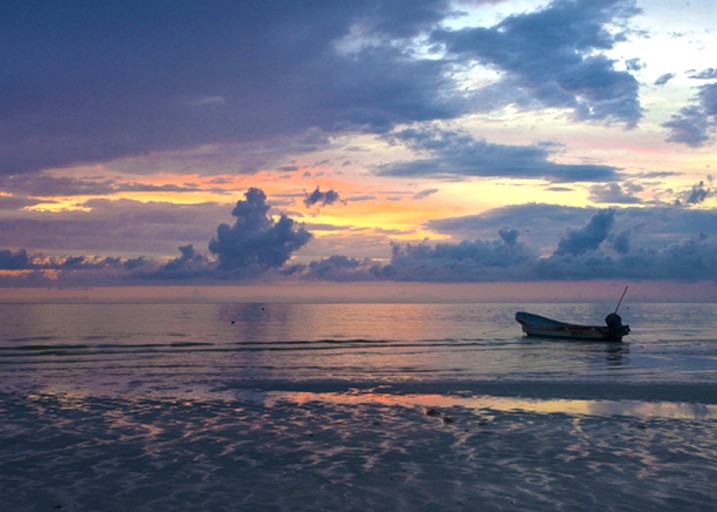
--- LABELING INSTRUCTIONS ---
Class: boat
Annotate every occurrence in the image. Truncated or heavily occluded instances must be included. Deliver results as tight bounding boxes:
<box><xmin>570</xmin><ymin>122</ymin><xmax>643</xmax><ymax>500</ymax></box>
<box><xmin>515</xmin><ymin>311</ymin><xmax>630</xmax><ymax>341</ymax></box>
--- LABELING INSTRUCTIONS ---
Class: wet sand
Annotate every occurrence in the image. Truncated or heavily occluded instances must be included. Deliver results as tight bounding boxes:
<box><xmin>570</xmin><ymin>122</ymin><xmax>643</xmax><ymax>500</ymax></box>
<box><xmin>2</xmin><ymin>389</ymin><xmax>715</xmax><ymax>511</ymax></box>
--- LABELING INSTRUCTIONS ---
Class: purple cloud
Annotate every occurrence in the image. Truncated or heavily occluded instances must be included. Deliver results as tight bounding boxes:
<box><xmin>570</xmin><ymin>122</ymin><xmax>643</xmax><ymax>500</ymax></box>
<box><xmin>379</xmin><ymin>128</ymin><xmax>620</xmax><ymax>182</ymax></box>
<box><xmin>432</xmin><ymin>0</ymin><xmax>643</xmax><ymax>126</ymax></box>
<box><xmin>209</xmin><ymin>188</ymin><xmax>312</xmax><ymax>274</ymax></box>
<box><xmin>304</xmin><ymin>187</ymin><xmax>341</xmax><ymax>208</ymax></box>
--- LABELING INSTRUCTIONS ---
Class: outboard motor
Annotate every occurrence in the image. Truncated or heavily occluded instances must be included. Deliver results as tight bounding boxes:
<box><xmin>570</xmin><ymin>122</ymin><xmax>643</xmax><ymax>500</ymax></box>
<box><xmin>605</xmin><ymin>312</ymin><xmax>629</xmax><ymax>340</ymax></box>
<box><xmin>605</xmin><ymin>312</ymin><xmax>623</xmax><ymax>328</ymax></box>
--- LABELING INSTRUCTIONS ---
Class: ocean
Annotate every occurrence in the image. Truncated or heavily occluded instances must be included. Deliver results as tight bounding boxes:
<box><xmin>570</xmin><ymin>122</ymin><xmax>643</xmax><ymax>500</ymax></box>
<box><xmin>1</xmin><ymin>301</ymin><xmax>716</xmax><ymax>511</ymax></box>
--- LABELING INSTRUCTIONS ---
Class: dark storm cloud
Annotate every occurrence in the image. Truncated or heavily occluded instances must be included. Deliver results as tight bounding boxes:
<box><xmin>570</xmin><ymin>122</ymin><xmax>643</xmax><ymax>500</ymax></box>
<box><xmin>208</xmin><ymin>188</ymin><xmax>312</xmax><ymax>274</ymax></box>
<box><xmin>304</xmin><ymin>187</ymin><xmax>341</xmax><ymax>208</ymax></box>
<box><xmin>0</xmin><ymin>0</ymin><xmax>463</xmax><ymax>176</ymax></box>
<box><xmin>432</xmin><ymin>0</ymin><xmax>642</xmax><ymax>126</ymax></box>
<box><xmin>378</xmin><ymin>128</ymin><xmax>620</xmax><ymax>181</ymax></box>
<box><xmin>1</xmin><ymin>0</ymin><xmax>645</xmax><ymax>178</ymax></box>
<box><xmin>663</xmin><ymin>83</ymin><xmax>717</xmax><ymax>146</ymax></box>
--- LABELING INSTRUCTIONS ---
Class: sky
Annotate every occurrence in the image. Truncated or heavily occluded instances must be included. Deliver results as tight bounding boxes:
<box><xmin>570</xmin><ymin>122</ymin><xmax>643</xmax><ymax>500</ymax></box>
<box><xmin>1</xmin><ymin>0</ymin><xmax>716</xmax><ymax>295</ymax></box>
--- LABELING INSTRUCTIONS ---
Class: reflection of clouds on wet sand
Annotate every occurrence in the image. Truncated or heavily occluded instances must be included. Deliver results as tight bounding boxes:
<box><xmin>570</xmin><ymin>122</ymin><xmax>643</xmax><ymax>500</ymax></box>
<box><xmin>3</xmin><ymin>391</ymin><xmax>715</xmax><ymax>511</ymax></box>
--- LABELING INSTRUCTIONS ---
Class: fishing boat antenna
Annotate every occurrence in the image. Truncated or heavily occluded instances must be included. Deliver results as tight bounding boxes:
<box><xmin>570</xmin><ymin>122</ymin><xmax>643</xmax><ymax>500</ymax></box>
<box><xmin>614</xmin><ymin>285</ymin><xmax>629</xmax><ymax>314</ymax></box>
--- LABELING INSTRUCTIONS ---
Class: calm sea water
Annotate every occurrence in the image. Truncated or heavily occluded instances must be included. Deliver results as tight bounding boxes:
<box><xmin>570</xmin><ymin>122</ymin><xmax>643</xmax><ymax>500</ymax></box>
<box><xmin>2</xmin><ymin>302</ymin><xmax>717</xmax><ymax>511</ymax></box>
<box><xmin>1</xmin><ymin>301</ymin><xmax>716</xmax><ymax>401</ymax></box>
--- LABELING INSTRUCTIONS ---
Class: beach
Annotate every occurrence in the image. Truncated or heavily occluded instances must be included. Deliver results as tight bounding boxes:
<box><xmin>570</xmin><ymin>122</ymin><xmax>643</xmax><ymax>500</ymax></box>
<box><xmin>1</xmin><ymin>301</ymin><xmax>716</xmax><ymax>511</ymax></box>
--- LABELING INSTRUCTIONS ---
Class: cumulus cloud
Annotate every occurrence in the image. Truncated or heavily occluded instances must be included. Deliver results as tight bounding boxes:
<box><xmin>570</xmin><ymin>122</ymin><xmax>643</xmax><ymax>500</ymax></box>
<box><xmin>432</xmin><ymin>0</ymin><xmax>643</xmax><ymax>126</ymax></box>
<box><xmin>0</xmin><ymin>248</ymin><xmax>30</xmax><ymax>269</ymax></box>
<box><xmin>611</xmin><ymin>230</ymin><xmax>631</xmax><ymax>254</ymax></box>
<box><xmin>383</xmin><ymin>233</ymin><xmax>538</xmax><ymax>281</ymax></box>
<box><xmin>0</xmin><ymin>188</ymin><xmax>316</xmax><ymax>283</ymax></box>
<box><xmin>554</xmin><ymin>209</ymin><xmax>615</xmax><ymax>256</ymax></box>
<box><xmin>378</xmin><ymin>127</ymin><xmax>620</xmax><ymax>182</ymax></box>
<box><xmin>4</xmin><ymin>199</ymin><xmax>717</xmax><ymax>285</ymax></box>
<box><xmin>161</xmin><ymin>245</ymin><xmax>209</xmax><ymax>273</ymax></box>
<box><xmin>208</xmin><ymin>188</ymin><xmax>312</xmax><ymax>274</ymax></box>
<box><xmin>304</xmin><ymin>187</ymin><xmax>341</xmax><ymax>208</ymax></box>
<box><xmin>302</xmin><ymin>255</ymin><xmax>382</xmax><ymax>281</ymax></box>
<box><xmin>375</xmin><ymin>208</ymin><xmax>717</xmax><ymax>282</ymax></box>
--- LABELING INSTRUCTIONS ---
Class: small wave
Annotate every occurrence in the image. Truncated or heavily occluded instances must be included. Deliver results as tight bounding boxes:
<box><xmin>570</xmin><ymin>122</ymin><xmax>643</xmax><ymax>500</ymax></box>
<box><xmin>6</xmin><ymin>336</ymin><xmax>58</xmax><ymax>343</ymax></box>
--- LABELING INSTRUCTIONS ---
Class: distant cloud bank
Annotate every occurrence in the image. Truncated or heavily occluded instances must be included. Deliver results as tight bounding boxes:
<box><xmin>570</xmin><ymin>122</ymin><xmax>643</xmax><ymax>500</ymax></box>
<box><xmin>2</xmin><ymin>189</ymin><xmax>716</xmax><ymax>286</ymax></box>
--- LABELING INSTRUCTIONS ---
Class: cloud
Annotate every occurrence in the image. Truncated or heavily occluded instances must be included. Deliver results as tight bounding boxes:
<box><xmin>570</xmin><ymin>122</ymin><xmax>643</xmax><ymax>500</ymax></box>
<box><xmin>688</xmin><ymin>68</ymin><xmax>717</xmax><ymax>80</ymax></box>
<box><xmin>588</xmin><ymin>183</ymin><xmax>641</xmax><ymax>204</ymax></box>
<box><xmin>0</xmin><ymin>199</ymin><xmax>228</xmax><ymax>256</ymax></box>
<box><xmin>412</xmin><ymin>188</ymin><xmax>439</xmax><ymax>200</ymax></box>
<box><xmin>427</xmin><ymin>203</ymin><xmax>717</xmax><ymax>257</ymax></box>
<box><xmin>382</xmin><ymin>234</ymin><xmax>538</xmax><ymax>281</ymax></box>
<box><xmin>377</xmin><ymin>208</ymin><xmax>717</xmax><ymax>282</ymax></box>
<box><xmin>0</xmin><ymin>173</ymin><xmax>206</xmax><ymax>197</ymax></box>
<box><xmin>662</xmin><ymin>106</ymin><xmax>712</xmax><ymax>147</ymax></box>
<box><xmin>625</xmin><ymin>57</ymin><xmax>643</xmax><ymax>72</ymax></box>
<box><xmin>161</xmin><ymin>245</ymin><xmax>209</xmax><ymax>273</ymax></box>
<box><xmin>432</xmin><ymin>0</ymin><xmax>643</xmax><ymax>126</ymax></box>
<box><xmin>4</xmin><ymin>199</ymin><xmax>717</xmax><ymax>285</ymax></box>
<box><xmin>611</xmin><ymin>229</ymin><xmax>631</xmax><ymax>254</ymax></box>
<box><xmin>0</xmin><ymin>195</ymin><xmax>46</xmax><ymax>210</ymax></box>
<box><xmin>0</xmin><ymin>0</ymin><xmax>465</xmax><ymax>176</ymax></box>
<box><xmin>0</xmin><ymin>248</ymin><xmax>30</xmax><ymax>269</ymax></box>
<box><xmin>683</xmin><ymin>181</ymin><xmax>711</xmax><ymax>205</ymax></box>
<box><xmin>378</xmin><ymin>127</ymin><xmax>620</xmax><ymax>182</ymax></box>
<box><xmin>0</xmin><ymin>0</ymin><xmax>646</xmax><ymax>180</ymax></box>
<box><xmin>663</xmin><ymin>83</ymin><xmax>717</xmax><ymax>146</ymax></box>
<box><xmin>208</xmin><ymin>188</ymin><xmax>312</xmax><ymax>274</ymax></box>
<box><xmin>304</xmin><ymin>187</ymin><xmax>341</xmax><ymax>208</ymax></box>
<box><xmin>654</xmin><ymin>73</ymin><xmax>675</xmax><ymax>86</ymax></box>
<box><xmin>302</xmin><ymin>255</ymin><xmax>382</xmax><ymax>281</ymax></box>
<box><xmin>553</xmin><ymin>209</ymin><xmax>615</xmax><ymax>256</ymax></box>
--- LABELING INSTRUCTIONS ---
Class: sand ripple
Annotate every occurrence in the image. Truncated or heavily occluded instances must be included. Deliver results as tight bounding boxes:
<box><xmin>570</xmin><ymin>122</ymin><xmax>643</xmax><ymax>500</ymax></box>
<box><xmin>1</xmin><ymin>391</ymin><xmax>715</xmax><ymax>511</ymax></box>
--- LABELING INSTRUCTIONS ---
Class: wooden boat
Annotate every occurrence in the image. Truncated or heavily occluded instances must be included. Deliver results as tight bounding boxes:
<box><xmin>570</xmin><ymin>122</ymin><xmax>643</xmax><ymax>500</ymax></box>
<box><xmin>515</xmin><ymin>311</ymin><xmax>630</xmax><ymax>341</ymax></box>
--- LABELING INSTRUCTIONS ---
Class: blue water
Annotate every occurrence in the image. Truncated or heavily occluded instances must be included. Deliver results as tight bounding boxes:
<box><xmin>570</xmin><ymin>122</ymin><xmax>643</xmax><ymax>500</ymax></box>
<box><xmin>1</xmin><ymin>302</ymin><xmax>716</xmax><ymax>511</ymax></box>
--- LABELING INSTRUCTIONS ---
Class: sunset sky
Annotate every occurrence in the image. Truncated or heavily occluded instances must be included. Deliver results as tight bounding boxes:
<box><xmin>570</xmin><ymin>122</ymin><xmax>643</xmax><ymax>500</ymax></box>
<box><xmin>1</xmin><ymin>0</ymin><xmax>716</xmax><ymax>293</ymax></box>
